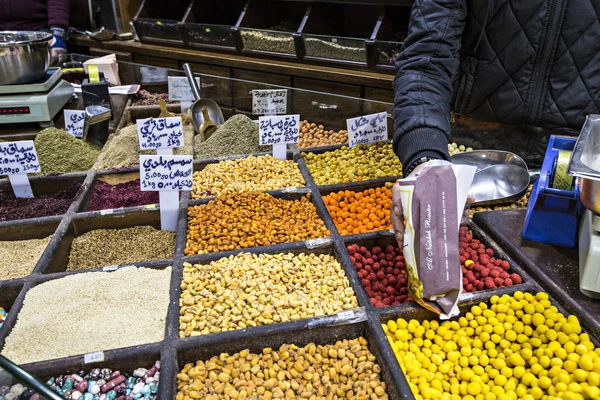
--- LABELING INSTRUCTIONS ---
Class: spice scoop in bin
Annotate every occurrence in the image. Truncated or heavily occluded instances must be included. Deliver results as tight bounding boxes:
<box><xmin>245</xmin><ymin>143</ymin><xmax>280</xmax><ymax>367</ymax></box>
<box><xmin>182</xmin><ymin>63</ymin><xmax>224</xmax><ymax>141</ymax></box>
<box><xmin>451</xmin><ymin>150</ymin><xmax>533</xmax><ymax>206</ymax></box>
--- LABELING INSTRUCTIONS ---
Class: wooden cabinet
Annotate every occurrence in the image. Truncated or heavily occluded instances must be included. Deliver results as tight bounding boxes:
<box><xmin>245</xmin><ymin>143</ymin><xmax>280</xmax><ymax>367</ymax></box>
<box><xmin>293</xmin><ymin>78</ymin><xmax>361</xmax><ymax>130</ymax></box>
<box><xmin>133</xmin><ymin>54</ymin><xmax>180</xmax><ymax>69</ymax></box>
<box><xmin>186</xmin><ymin>63</ymin><xmax>233</xmax><ymax>107</ymax></box>
<box><xmin>232</xmin><ymin>69</ymin><xmax>292</xmax><ymax>112</ymax></box>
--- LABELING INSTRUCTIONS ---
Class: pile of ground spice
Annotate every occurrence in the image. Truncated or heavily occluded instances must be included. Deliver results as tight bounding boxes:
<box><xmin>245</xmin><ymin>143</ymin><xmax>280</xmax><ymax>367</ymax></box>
<box><xmin>0</xmin><ymin>236</ymin><xmax>52</xmax><ymax>280</ymax></box>
<box><xmin>0</xmin><ymin>182</ymin><xmax>80</xmax><ymax>222</ymax></box>
<box><xmin>1</xmin><ymin>266</ymin><xmax>171</xmax><ymax>364</ymax></box>
<box><xmin>132</xmin><ymin>90</ymin><xmax>179</xmax><ymax>106</ymax></box>
<box><xmin>194</xmin><ymin>114</ymin><xmax>270</xmax><ymax>159</ymax></box>
<box><xmin>93</xmin><ymin>123</ymin><xmax>194</xmax><ymax>170</ymax></box>
<box><xmin>87</xmin><ymin>179</ymin><xmax>159</xmax><ymax>211</ymax></box>
<box><xmin>66</xmin><ymin>226</ymin><xmax>175</xmax><ymax>271</ymax></box>
<box><xmin>34</xmin><ymin>128</ymin><xmax>101</xmax><ymax>175</ymax></box>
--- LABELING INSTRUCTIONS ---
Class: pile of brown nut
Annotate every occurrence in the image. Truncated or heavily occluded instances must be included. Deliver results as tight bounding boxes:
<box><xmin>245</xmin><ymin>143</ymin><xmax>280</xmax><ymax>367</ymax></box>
<box><xmin>185</xmin><ymin>193</ymin><xmax>330</xmax><ymax>255</ymax></box>
<box><xmin>176</xmin><ymin>338</ymin><xmax>389</xmax><ymax>400</ymax></box>
<box><xmin>179</xmin><ymin>253</ymin><xmax>358</xmax><ymax>337</ymax></box>
<box><xmin>298</xmin><ymin>120</ymin><xmax>348</xmax><ymax>148</ymax></box>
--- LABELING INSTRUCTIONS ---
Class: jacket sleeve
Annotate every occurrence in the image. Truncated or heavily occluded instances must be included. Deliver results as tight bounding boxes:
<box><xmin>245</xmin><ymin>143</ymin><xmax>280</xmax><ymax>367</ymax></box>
<box><xmin>47</xmin><ymin>0</ymin><xmax>70</xmax><ymax>30</ymax></box>
<box><xmin>393</xmin><ymin>0</ymin><xmax>467</xmax><ymax>172</ymax></box>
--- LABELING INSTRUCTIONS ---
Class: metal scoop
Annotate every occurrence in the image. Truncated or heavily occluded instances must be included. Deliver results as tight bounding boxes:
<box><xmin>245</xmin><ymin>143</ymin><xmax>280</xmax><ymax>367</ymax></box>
<box><xmin>182</xmin><ymin>63</ymin><xmax>224</xmax><ymax>136</ymax></box>
<box><xmin>467</xmin><ymin>164</ymin><xmax>531</xmax><ymax>205</ymax></box>
<box><xmin>451</xmin><ymin>150</ymin><xmax>534</xmax><ymax>205</ymax></box>
<box><xmin>451</xmin><ymin>150</ymin><xmax>528</xmax><ymax>172</ymax></box>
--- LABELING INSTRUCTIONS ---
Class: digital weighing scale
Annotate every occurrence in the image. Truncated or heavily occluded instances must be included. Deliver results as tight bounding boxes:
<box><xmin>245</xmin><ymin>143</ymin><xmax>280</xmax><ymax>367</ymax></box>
<box><xmin>0</xmin><ymin>68</ymin><xmax>74</xmax><ymax>127</ymax></box>
<box><xmin>569</xmin><ymin>115</ymin><xmax>600</xmax><ymax>299</ymax></box>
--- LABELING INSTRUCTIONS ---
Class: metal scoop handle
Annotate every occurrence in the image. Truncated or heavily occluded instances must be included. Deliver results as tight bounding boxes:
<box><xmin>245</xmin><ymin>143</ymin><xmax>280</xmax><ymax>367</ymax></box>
<box><xmin>0</xmin><ymin>355</ymin><xmax>63</xmax><ymax>400</ymax></box>
<box><xmin>183</xmin><ymin>63</ymin><xmax>201</xmax><ymax>101</ymax></box>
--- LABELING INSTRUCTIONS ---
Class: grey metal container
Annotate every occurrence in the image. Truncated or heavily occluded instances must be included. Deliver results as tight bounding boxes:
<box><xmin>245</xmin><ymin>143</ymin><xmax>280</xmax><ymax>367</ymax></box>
<box><xmin>0</xmin><ymin>31</ymin><xmax>52</xmax><ymax>85</ymax></box>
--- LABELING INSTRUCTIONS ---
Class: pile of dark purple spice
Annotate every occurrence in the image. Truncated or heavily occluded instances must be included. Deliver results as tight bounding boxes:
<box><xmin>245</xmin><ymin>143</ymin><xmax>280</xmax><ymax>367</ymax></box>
<box><xmin>87</xmin><ymin>179</ymin><xmax>159</xmax><ymax>211</ymax></box>
<box><xmin>0</xmin><ymin>182</ymin><xmax>81</xmax><ymax>222</ymax></box>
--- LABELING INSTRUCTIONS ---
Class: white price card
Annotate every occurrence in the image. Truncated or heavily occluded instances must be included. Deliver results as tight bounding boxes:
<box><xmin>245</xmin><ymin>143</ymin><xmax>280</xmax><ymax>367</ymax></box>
<box><xmin>140</xmin><ymin>155</ymin><xmax>193</xmax><ymax>191</ymax></box>
<box><xmin>0</xmin><ymin>141</ymin><xmax>41</xmax><ymax>175</ymax></box>
<box><xmin>64</xmin><ymin>110</ymin><xmax>85</xmax><ymax>138</ymax></box>
<box><xmin>168</xmin><ymin>76</ymin><xmax>201</xmax><ymax>101</ymax></box>
<box><xmin>84</xmin><ymin>351</ymin><xmax>104</xmax><ymax>364</ymax></box>
<box><xmin>0</xmin><ymin>141</ymin><xmax>41</xmax><ymax>199</ymax></box>
<box><xmin>140</xmin><ymin>155</ymin><xmax>192</xmax><ymax>232</ymax></box>
<box><xmin>137</xmin><ymin>117</ymin><xmax>184</xmax><ymax>150</ymax></box>
<box><xmin>346</xmin><ymin>112</ymin><xmax>388</xmax><ymax>147</ymax></box>
<box><xmin>259</xmin><ymin>114</ymin><xmax>300</xmax><ymax>145</ymax></box>
<box><xmin>252</xmin><ymin>89</ymin><xmax>287</xmax><ymax>115</ymax></box>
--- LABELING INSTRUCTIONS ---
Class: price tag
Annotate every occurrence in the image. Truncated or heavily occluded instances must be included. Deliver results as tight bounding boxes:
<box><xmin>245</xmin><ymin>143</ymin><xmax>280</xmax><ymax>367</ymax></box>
<box><xmin>252</xmin><ymin>89</ymin><xmax>287</xmax><ymax>115</ymax></box>
<box><xmin>64</xmin><ymin>110</ymin><xmax>85</xmax><ymax>138</ymax></box>
<box><xmin>137</xmin><ymin>117</ymin><xmax>184</xmax><ymax>150</ymax></box>
<box><xmin>0</xmin><ymin>141</ymin><xmax>41</xmax><ymax>198</ymax></box>
<box><xmin>168</xmin><ymin>76</ymin><xmax>201</xmax><ymax>101</ymax></box>
<box><xmin>305</xmin><ymin>237</ymin><xmax>332</xmax><ymax>249</ymax></box>
<box><xmin>259</xmin><ymin>114</ymin><xmax>300</xmax><ymax>160</ymax></box>
<box><xmin>140</xmin><ymin>155</ymin><xmax>192</xmax><ymax>232</ymax></box>
<box><xmin>84</xmin><ymin>351</ymin><xmax>104</xmax><ymax>364</ymax></box>
<box><xmin>140</xmin><ymin>155</ymin><xmax>193</xmax><ymax>191</ymax></box>
<box><xmin>346</xmin><ymin>112</ymin><xmax>388</xmax><ymax>147</ymax></box>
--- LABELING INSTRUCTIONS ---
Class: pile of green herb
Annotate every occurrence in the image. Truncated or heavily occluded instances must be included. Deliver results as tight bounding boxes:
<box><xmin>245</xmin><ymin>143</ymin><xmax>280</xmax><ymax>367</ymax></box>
<box><xmin>34</xmin><ymin>128</ymin><xmax>101</xmax><ymax>175</ymax></box>
<box><xmin>93</xmin><ymin>123</ymin><xmax>194</xmax><ymax>170</ymax></box>
<box><xmin>194</xmin><ymin>114</ymin><xmax>270</xmax><ymax>159</ymax></box>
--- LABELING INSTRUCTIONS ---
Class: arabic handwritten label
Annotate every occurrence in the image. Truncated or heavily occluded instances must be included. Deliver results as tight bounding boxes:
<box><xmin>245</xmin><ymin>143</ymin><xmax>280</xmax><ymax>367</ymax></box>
<box><xmin>0</xmin><ymin>141</ymin><xmax>41</xmax><ymax>175</ymax></box>
<box><xmin>168</xmin><ymin>76</ymin><xmax>201</xmax><ymax>101</ymax></box>
<box><xmin>259</xmin><ymin>115</ymin><xmax>300</xmax><ymax>145</ymax></box>
<box><xmin>346</xmin><ymin>112</ymin><xmax>388</xmax><ymax>147</ymax></box>
<box><xmin>64</xmin><ymin>110</ymin><xmax>85</xmax><ymax>138</ymax></box>
<box><xmin>252</xmin><ymin>89</ymin><xmax>287</xmax><ymax>115</ymax></box>
<box><xmin>137</xmin><ymin>117</ymin><xmax>184</xmax><ymax>150</ymax></box>
<box><xmin>140</xmin><ymin>155</ymin><xmax>193</xmax><ymax>191</ymax></box>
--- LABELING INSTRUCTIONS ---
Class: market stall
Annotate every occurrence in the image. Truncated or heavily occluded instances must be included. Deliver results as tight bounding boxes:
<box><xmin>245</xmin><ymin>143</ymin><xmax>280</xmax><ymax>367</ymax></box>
<box><xmin>0</xmin><ymin>51</ymin><xmax>598</xmax><ymax>400</ymax></box>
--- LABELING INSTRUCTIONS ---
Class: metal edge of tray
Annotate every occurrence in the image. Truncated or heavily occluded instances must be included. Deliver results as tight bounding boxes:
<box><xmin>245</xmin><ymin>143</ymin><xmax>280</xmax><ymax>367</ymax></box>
<box><xmin>0</xmin><ymin>125</ymin><xmax>597</xmax><ymax>400</ymax></box>
<box><xmin>568</xmin><ymin>114</ymin><xmax>600</xmax><ymax>179</ymax></box>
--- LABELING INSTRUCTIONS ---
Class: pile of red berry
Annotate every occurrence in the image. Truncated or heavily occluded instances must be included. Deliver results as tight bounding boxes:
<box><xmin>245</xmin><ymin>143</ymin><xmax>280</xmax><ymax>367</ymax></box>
<box><xmin>459</xmin><ymin>226</ymin><xmax>522</xmax><ymax>292</ymax></box>
<box><xmin>348</xmin><ymin>243</ymin><xmax>411</xmax><ymax>308</ymax></box>
<box><xmin>348</xmin><ymin>228</ymin><xmax>524</xmax><ymax>308</ymax></box>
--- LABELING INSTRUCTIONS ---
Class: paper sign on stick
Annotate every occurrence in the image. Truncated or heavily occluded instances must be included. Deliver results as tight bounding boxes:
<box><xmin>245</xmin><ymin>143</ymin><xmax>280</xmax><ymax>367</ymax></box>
<box><xmin>0</xmin><ymin>141</ymin><xmax>41</xmax><ymax>198</ymax></box>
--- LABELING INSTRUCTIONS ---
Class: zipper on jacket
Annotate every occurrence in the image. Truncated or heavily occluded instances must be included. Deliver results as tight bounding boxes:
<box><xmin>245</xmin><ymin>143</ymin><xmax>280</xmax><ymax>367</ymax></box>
<box><xmin>525</xmin><ymin>0</ymin><xmax>567</xmax><ymax>125</ymax></box>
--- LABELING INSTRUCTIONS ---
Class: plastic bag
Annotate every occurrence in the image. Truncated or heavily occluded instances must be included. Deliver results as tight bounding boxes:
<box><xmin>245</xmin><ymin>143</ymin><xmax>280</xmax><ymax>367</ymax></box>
<box><xmin>397</xmin><ymin>161</ymin><xmax>476</xmax><ymax>318</ymax></box>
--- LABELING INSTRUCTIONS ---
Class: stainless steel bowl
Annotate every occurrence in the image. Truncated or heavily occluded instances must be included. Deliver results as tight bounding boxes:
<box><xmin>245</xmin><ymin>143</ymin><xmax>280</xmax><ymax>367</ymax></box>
<box><xmin>580</xmin><ymin>177</ymin><xmax>600</xmax><ymax>214</ymax></box>
<box><xmin>0</xmin><ymin>31</ymin><xmax>52</xmax><ymax>85</ymax></box>
<box><xmin>568</xmin><ymin>115</ymin><xmax>600</xmax><ymax>214</ymax></box>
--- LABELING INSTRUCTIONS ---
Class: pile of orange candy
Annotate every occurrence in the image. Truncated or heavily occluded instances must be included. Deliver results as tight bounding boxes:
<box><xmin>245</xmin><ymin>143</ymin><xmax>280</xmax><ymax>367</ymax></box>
<box><xmin>323</xmin><ymin>185</ymin><xmax>393</xmax><ymax>235</ymax></box>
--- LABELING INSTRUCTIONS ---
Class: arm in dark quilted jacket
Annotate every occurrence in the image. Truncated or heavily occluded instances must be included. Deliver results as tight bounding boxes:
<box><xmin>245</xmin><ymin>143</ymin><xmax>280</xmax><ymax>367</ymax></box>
<box><xmin>48</xmin><ymin>0</ymin><xmax>70</xmax><ymax>30</ymax></box>
<box><xmin>393</xmin><ymin>0</ymin><xmax>467</xmax><ymax>172</ymax></box>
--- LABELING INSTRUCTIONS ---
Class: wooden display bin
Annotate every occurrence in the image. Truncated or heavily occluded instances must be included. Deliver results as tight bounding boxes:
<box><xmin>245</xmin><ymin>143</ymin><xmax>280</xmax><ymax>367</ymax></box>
<box><xmin>181</xmin><ymin>0</ymin><xmax>248</xmax><ymax>50</ymax></box>
<box><xmin>132</xmin><ymin>0</ymin><xmax>189</xmax><ymax>45</ymax></box>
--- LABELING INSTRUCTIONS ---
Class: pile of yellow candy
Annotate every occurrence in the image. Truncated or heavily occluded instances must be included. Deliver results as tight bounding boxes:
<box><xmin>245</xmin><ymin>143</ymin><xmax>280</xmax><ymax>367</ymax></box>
<box><xmin>383</xmin><ymin>292</ymin><xmax>600</xmax><ymax>400</ymax></box>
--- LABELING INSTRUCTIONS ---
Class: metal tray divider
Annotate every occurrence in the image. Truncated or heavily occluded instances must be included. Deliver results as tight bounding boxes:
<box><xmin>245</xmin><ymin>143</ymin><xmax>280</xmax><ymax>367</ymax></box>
<box><xmin>0</xmin><ymin>138</ymin><xmax>596</xmax><ymax>400</ymax></box>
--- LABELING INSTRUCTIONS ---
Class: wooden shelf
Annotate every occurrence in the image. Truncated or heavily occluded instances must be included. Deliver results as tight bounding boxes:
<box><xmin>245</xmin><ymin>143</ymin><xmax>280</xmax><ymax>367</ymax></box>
<box><xmin>69</xmin><ymin>35</ymin><xmax>394</xmax><ymax>89</ymax></box>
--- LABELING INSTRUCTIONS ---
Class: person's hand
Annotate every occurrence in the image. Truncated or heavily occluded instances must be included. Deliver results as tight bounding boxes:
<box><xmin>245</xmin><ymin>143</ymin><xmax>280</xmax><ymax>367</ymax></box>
<box><xmin>390</xmin><ymin>162</ymin><xmax>430</xmax><ymax>249</ymax></box>
<box><xmin>49</xmin><ymin>34</ymin><xmax>67</xmax><ymax>66</ymax></box>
